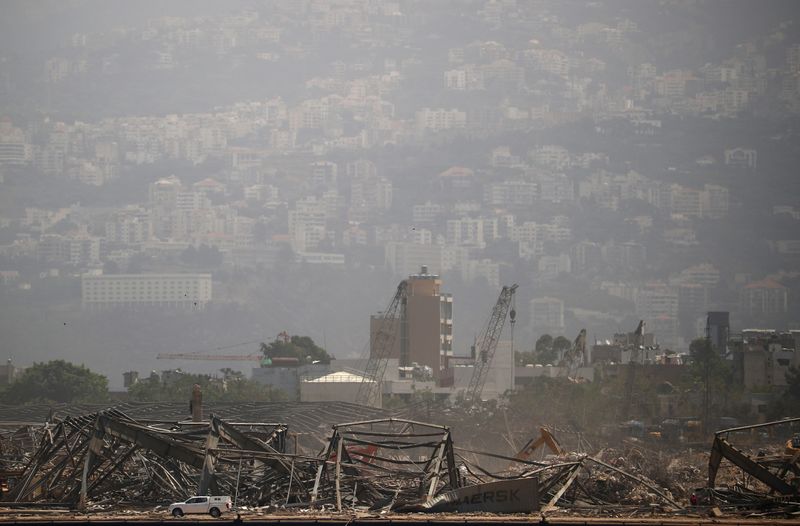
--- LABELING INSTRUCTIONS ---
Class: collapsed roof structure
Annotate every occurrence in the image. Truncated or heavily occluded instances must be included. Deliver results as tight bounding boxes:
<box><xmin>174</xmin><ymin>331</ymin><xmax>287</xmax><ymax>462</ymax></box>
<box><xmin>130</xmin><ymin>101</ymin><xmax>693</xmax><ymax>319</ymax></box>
<box><xmin>0</xmin><ymin>402</ymin><xmax>798</xmax><ymax>518</ymax></box>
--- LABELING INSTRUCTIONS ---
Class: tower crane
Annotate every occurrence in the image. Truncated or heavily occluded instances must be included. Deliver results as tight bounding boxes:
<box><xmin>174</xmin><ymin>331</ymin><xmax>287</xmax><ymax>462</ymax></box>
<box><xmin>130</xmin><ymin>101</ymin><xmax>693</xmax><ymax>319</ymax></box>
<box><xmin>464</xmin><ymin>284</ymin><xmax>518</xmax><ymax>407</ymax></box>
<box><xmin>621</xmin><ymin>320</ymin><xmax>645</xmax><ymax>420</ymax></box>
<box><xmin>354</xmin><ymin>280</ymin><xmax>408</xmax><ymax>407</ymax></box>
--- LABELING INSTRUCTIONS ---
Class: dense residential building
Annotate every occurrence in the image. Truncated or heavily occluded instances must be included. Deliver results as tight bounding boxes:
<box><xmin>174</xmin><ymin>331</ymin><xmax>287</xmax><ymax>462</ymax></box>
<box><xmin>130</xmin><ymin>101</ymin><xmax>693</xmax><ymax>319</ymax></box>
<box><xmin>2</xmin><ymin>1</ymin><xmax>800</xmax><ymax>404</ymax></box>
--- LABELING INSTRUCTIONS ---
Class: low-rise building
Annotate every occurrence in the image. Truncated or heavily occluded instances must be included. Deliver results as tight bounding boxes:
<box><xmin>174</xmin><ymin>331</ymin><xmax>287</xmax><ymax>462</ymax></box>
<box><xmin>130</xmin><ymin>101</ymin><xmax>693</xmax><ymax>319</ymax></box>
<box><xmin>732</xmin><ymin>330</ymin><xmax>799</xmax><ymax>390</ymax></box>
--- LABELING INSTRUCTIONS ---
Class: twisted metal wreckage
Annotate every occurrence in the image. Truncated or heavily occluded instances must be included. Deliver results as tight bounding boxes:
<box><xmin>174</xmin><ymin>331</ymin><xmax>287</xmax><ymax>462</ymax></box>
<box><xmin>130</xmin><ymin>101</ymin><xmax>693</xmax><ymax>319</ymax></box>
<box><xmin>0</xmin><ymin>408</ymin><xmax>682</xmax><ymax>514</ymax></box>
<box><xmin>2</xmin><ymin>412</ymin><xmax>537</xmax><ymax>512</ymax></box>
<box><xmin>1</xmin><ymin>408</ymin><xmax>798</xmax><ymax>516</ymax></box>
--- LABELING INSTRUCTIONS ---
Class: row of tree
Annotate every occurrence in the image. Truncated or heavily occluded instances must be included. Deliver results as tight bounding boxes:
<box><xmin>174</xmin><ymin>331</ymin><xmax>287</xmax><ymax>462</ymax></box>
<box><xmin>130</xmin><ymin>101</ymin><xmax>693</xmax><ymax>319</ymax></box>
<box><xmin>0</xmin><ymin>360</ymin><xmax>287</xmax><ymax>405</ymax></box>
<box><xmin>0</xmin><ymin>334</ymin><xmax>330</xmax><ymax>405</ymax></box>
<box><xmin>515</xmin><ymin>334</ymin><xmax>573</xmax><ymax>366</ymax></box>
<box><xmin>2</xmin><ymin>336</ymin><xmax>798</xmax><ymax>425</ymax></box>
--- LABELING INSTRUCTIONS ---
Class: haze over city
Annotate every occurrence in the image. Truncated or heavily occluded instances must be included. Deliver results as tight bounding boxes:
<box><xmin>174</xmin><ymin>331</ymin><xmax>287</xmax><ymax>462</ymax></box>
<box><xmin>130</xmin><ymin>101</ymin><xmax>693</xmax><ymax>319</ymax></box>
<box><xmin>0</xmin><ymin>0</ymin><xmax>798</xmax><ymax>391</ymax></box>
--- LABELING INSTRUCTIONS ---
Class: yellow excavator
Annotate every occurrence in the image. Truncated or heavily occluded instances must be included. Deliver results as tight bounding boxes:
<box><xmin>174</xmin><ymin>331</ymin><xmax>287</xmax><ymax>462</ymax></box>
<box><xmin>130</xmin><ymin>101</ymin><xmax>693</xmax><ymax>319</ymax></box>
<box><xmin>513</xmin><ymin>427</ymin><xmax>565</xmax><ymax>461</ymax></box>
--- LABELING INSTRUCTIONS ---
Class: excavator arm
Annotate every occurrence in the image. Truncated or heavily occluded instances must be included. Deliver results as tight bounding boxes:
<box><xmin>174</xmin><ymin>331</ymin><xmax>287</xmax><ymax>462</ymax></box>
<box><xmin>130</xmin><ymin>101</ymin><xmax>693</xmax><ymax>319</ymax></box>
<box><xmin>514</xmin><ymin>427</ymin><xmax>564</xmax><ymax>461</ymax></box>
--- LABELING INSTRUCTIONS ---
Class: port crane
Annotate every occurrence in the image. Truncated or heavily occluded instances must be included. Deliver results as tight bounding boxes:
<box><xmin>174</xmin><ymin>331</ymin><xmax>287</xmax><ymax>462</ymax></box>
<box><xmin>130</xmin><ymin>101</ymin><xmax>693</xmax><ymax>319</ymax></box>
<box><xmin>559</xmin><ymin>328</ymin><xmax>587</xmax><ymax>380</ymax></box>
<box><xmin>464</xmin><ymin>284</ymin><xmax>518</xmax><ymax>407</ymax></box>
<box><xmin>354</xmin><ymin>280</ymin><xmax>408</xmax><ymax>407</ymax></box>
<box><xmin>621</xmin><ymin>320</ymin><xmax>645</xmax><ymax>420</ymax></box>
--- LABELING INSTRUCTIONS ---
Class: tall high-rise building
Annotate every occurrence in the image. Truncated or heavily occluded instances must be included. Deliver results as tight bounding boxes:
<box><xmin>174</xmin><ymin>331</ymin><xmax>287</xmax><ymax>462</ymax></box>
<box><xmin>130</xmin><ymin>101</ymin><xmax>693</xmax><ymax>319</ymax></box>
<box><xmin>370</xmin><ymin>266</ymin><xmax>453</xmax><ymax>379</ymax></box>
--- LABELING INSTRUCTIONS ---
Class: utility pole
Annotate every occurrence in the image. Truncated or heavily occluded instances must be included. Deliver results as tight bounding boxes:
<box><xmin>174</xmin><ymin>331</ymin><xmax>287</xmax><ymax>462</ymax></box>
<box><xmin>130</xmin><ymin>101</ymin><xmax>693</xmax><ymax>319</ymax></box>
<box><xmin>703</xmin><ymin>314</ymin><xmax>712</xmax><ymax>436</ymax></box>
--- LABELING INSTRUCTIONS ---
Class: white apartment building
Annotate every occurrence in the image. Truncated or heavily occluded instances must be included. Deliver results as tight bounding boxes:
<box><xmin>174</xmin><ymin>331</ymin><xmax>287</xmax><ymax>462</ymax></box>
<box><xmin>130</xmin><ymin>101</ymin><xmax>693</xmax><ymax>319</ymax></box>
<box><xmin>511</xmin><ymin>221</ymin><xmax>572</xmax><ymax>244</ymax></box>
<box><xmin>484</xmin><ymin>181</ymin><xmax>538</xmax><ymax>207</ymax></box>
<box><xmin>309</xmin><ymin>161</ymin><xmax>338</xmax><ymax>188</ymax></box>
<box><xmin>446</xmin><ymin>217</ymin><xmax>485</xmax><ymax>248</ymax></box>
<box><xmin>412</xmin><ymin>202</ymin><xmax>444</xmax><ymax>223</ymax></box>
<box><xmin>529</xmin><ymin>145</ymin><xmax>570</xmax><ymax>170</ymax></box>
<box><xmin>0</xmin><ymin>120</ymin><xmax>31</xmax><ymax>165</ymax></box>
<box><xmin>414</xmin><ymin>108</ymin><xmax>467</xmax><ymax>132</ymax></box>
<box><xmin>350</xmin><ymin>173</ymin><xmax>392</xmax><ymax>211</ymax></box>
<box><xmin>538</xmin><ymin>174</ymin><xmax>575</xmax><ymax>203</ymax></box>
<box><xmin>289</xmin><ymin>196</ymin><xmax>332</xmax><ymax>252</ymax></box>
<box><xmin>82</xmin><ymin>273</ymin><xmax>212</xmax><ymax>309</ymax></box>
<box><xmin>724</xmin><ymin>147</ymin><xmax>757</xmax><ymax>169</ymax></box>
<box><xmin>444</xmin><ymin>69</ymin><xmax>467</xmax><ymax>90</ymax></box>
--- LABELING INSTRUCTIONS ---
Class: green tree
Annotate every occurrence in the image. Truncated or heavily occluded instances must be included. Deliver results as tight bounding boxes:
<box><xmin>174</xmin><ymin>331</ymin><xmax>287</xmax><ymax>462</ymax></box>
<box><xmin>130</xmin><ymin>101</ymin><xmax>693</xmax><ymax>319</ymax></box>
<box><xmin>687</xmin><ymin>338</ymin><xmax>736</xmax><ymax>429</ymax></box>
<box><xmin>3</xmin><ymin>360</ymin><xmax>109</xmax><ymax>404</ymax></box>
<box><xmin>534</xmin><ymin>334</ymin><xmax>558</xmax><ymax>365</ymax></box>
<box><xmin>553</xmin><ymin>336</ymin><xmax>572</xmax><ymax>356</ymax></box>
<box><xmin>535</xmin><ymin>334</ymin><xmax>553</xmax><ymax>353</ymax></box>
<box><xmin>515</xmin><ymin>349</ymin><xmax>537</xmax><ymax>366</ymax></box>
<box><xmin>259</xmin><ymin>335</ymin><xmax>331</xmax><ymax>364</ymax></box>
<box><xmin>788</xmin><ymin>366</ymin><xmax>800</xmax><ymax>400</ymax></box>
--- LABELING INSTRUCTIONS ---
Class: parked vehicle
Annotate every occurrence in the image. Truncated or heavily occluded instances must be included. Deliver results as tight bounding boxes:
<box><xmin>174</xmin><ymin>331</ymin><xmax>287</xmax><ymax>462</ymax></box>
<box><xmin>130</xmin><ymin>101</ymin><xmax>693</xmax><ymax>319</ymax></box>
<box><xmin>168</xmin><ymin>495</ymin><xmax>232</xmax><ymax>517</ymax></box>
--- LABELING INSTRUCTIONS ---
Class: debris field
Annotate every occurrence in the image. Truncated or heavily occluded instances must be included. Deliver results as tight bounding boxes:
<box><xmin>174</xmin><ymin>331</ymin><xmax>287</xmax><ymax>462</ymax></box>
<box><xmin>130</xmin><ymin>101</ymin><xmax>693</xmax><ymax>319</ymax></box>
<box><xmin>0</xmin><ymin>402</ymin><xmax>798</xmax><ymax>520</ymax></box>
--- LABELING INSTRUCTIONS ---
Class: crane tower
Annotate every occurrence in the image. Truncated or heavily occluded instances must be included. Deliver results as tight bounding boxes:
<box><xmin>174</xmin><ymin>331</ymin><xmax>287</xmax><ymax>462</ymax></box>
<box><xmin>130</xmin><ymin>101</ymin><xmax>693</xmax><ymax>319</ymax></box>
<box><xmin>464</xmin><ymin>284</ymin><xmax>518</xmax><ymax>406</ymax></box>
<box><xmin>355</xmin><ymin>281</ymin><xmax>408</xmax><ymax>407</ymax></box>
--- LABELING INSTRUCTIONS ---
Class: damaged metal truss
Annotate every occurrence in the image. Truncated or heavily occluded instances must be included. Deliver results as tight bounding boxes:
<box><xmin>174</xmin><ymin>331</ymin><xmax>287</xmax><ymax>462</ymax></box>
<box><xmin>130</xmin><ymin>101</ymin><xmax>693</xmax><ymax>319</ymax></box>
<box><xmin>708</xmin><ymin>417</ymin><xmax>800</xmax><ymax>498</ymax></box>
<box><xmin>2</xmin><ymin>409</ymin><xmax>305</xmax><ymax>507</ymax></box>
<box><xmin>4</xmin><ymin>413</ymin><xmax>543</xmax><ymax>513</ymax></box>
<box><xmin>6</xmin><ymin>407</ymin><xmax>797</xmax><ymax>517</ymax></box>
<box><xmin>311</xmin><ymin>418</ymin><xmax>460</xmax><ymax>511</ymax></box>
<box><xmin>667</xmin><ymin>417</ymin><xmax>800</xmax><ymax>517</ymax></box>
<box><xmin>454</xmin><ymin>444</ymin><xmax>682</xmax><ymax>513</ymax></box>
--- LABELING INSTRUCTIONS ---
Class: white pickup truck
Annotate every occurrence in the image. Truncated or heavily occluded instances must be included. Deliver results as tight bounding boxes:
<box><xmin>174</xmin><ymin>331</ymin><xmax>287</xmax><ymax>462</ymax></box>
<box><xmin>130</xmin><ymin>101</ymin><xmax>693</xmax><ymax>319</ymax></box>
<box><xmin>168</xmin><ymin>495</ymin><xmax>232</xmax><ymax>517</ymax></box>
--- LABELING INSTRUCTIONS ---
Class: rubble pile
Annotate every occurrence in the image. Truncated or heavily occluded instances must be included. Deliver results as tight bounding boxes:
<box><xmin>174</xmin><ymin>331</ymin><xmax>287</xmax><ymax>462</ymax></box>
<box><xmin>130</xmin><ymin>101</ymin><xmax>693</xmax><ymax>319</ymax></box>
<box><xmin>2</xmin><ymin>410</ymin><xmax>311</xmax><ymax>506</ymax></box>
<box><xmin>0</xmin><ymin>404</ymin><xmax>798</xmax><ymax>518</ymax></box>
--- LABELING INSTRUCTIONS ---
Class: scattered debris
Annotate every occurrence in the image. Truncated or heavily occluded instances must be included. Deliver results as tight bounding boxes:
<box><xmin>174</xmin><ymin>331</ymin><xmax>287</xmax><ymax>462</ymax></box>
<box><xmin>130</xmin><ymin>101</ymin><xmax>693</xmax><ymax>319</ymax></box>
<box><xmin>1</xmin><ymin>404</ymin><xmax>798</xmax><ymax>518</ymax></box>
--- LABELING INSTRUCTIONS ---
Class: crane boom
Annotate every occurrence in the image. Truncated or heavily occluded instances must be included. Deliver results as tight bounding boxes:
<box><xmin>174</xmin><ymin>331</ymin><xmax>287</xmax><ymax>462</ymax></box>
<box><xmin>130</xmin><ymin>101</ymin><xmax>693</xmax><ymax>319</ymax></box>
<box><xmin>464</xmin><ymin>284</ymin><xmax>518</xmax><ymax>406</ymax></box>
<box><xmin>355</xmin><ymin>280</ymin><xmax>408</xmax><ymax>407</ymax></box>
<box><xmin>156</xmin><ymin>353</ymin><xmax>262</xmax><ymax>361</ymax></box>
